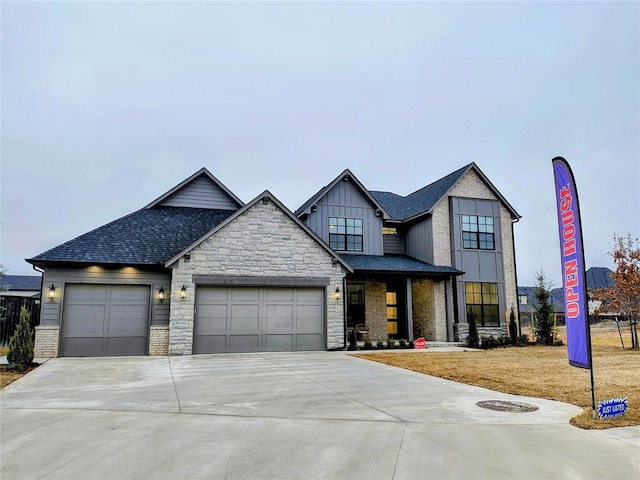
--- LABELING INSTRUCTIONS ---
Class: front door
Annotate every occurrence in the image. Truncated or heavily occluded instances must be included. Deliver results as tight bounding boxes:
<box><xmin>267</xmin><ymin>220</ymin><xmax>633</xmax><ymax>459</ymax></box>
<box><xmin>386</xmin><ymin>281</ymin><xmax>406</xmax><ymax>339</ymax></box>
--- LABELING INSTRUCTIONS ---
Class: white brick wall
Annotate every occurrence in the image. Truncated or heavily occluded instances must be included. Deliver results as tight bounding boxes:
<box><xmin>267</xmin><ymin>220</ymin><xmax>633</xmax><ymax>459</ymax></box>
<box><xmin>34</xmin><ymin>325</ymin><xmax>59</xmax><ymax>358</ymax></box>
<box><xmin>149</xmin><ymin>325</ymin><xmax>169</xmax><ymax>356</ymax></box>
<box><xmin>168</xmin><ymin>198</ymin><xmax>347</xmax><ymax>355</ymax></box>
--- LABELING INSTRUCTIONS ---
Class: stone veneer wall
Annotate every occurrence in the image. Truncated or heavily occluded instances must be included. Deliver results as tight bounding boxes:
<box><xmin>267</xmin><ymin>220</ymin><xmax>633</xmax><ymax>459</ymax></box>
<box><xmin>149</xmin><ymin>325</ymin><xmax>169</xmax><ymax>356</ymax></box>
<box><xmin>431</xmin><ymin>169</ymin><xmax>519</xmax><ymax>327</ymax></box>
<box><xmin>168</xmin><ymin>198</ymin><xmax>347</xmax><ymax>355</ymax></box>
<box><xmin>364</xmin><ymin>281</ymin><xmax>387</xmax><ymax>341</ymax></box>
<box><xmin>411</xmin><ymin>279</ymin><xmax>435</xmax><ymax>340</ymax></box>
<box><xmin>34</xmin><ymin>325</ymin><xmax>60</xmax><ymax>358</ymax></box>
<box><xmin>454</xmin><ymin>323</ymin><xmax>508</xmax><ymax>343</ymax></box>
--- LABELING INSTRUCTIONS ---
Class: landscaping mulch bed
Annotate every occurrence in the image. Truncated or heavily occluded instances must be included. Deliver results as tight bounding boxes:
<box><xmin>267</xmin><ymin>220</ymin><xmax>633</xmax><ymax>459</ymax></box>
<box><xmin>1</xmin><ymin>363</ymin><xmax>40</xmax><ymax>389</ymax></box>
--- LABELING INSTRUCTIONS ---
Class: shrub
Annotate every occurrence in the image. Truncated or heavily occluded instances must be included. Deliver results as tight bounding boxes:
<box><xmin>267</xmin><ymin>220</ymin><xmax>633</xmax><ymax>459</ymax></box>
<box><xmin>516</xmin><ymin>334</ymin><xmax>529</xmax><ymax>346</ymax></box>
<box><xmin>398</xmin><ymin>339</ymin><xmax>407</xmax><ymax>348</ymax></box>
<box><xmin>408</xmin><ymin>340</ymin><xmax>414</xmax><ymax>349</ymax></box>
<box><xmin>348</xmin><ymin>329</ymin><xmax>358</xmax><ymax>351</ymax></box>
<box><xmin>376</xmin><ymin>340</ymin><xmax>385</xmax><ymax>349</ymax></box>
<box><xmin>363</xmin><ymin>335</ymin><xmax>372</xmax><ymax>348</ymax></box>
<box><xmin>509</xmin><ymin>306</ymin><xmax>518</xmax><ymax>345</ymax></box>
<box><xmin>7</xmin><ymin>307</ymin><xmax>34</xmax><ymax>368</ymax></box>
<box><xmin>498</xmin><ymin>335</ymin><xmax>511</xmax><ymax>347</ymax></box>
<box><xmin>467</xmin><ymin>312</ymin><xmax>479</xmax><ymax>348</ymax></box>
<box><xmin>480</xmin><ymin>335</ymin><xmax>499</xmax><ymax>349</ymax></box>
<box><xmin>386</xmin><ymin>338</ymin><xmax>396</xmax><ymax>348</ymax></box>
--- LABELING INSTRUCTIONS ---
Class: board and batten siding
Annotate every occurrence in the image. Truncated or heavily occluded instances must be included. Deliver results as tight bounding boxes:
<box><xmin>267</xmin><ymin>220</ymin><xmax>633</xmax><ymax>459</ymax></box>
<box><xmin>39</xmin><ymin>267</ymin><xmax>172</xmax><ymax>327</ymax></box>
<box><xmin>406</xmin><ymin>217</ymin><xmax>434</xmax><ymax>264</ymax></box>
<box><xmin>304</xmin><ymin>179</ymin><xmax>384</xmax><ymax>256</ymax></box>
<box><xmin>157</xmin><ymin>175</ymin><xmax>239</xmax><ymax>210</ymax></box>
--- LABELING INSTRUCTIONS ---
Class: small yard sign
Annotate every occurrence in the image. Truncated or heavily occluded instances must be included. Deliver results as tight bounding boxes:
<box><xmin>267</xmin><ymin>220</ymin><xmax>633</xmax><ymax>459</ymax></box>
<box><xmin>597</xmin><ymin>397</ymin><xmax>628</xmax><ymax>419</ymax></box>
<box><xmin>414</xmin><ymin>337</ymin><xmax>426</xmax><ymax>349</ymax></box>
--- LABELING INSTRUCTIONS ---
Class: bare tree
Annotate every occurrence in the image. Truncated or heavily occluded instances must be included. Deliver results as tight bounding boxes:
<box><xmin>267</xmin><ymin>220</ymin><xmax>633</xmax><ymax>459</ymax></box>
<box><xmin>592</xmin><ymin>234</ymin><xmax>639</xmax><ymax>349</ymax></box>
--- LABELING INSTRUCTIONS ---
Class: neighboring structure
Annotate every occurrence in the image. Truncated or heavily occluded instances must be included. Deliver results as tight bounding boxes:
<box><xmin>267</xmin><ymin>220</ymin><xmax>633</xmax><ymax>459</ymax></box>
<box><xmin>296</xmin><ymin>163</ymin><xmax>521</xmax><ymax>343</ymax></box>
<box><xmin>518</xmin><ymin>267</ymin><xmax>616</xmax><ymax>327</ymax></box>
<box><xmin>0</xmin><ymin>275</ymin><xmax>42</xmax><ymax>298</ymax></box>
<box><xmin>27</xmin><ymin>162</ymin><xmax>521</xmax><ymax>357</ymax></box>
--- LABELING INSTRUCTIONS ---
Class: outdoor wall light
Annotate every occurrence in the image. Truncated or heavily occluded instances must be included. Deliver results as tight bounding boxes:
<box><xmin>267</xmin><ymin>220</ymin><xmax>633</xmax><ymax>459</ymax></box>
<box><xmin>48</xmin><ymin>284</ymin><xmax>56</xmax><ymax>300</ymax></box>
<box><xmin>180</xmin><ymin>285</ymin><xmax>187</xmax><ymax>300</ymax></box>
<box><xmin>158</xmin><ymin>286</ymin><xmax>165</xmax><ymax>302</ymax></box>
<box><xmin>334</xmin><ymin>287</ymin><xmax>341</xmax><ymax>300</ymax></box>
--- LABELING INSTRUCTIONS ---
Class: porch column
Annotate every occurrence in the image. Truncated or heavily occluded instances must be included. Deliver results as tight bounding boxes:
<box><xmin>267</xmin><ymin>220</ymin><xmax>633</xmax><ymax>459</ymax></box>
<box><xmin>406</xmin><ymin>278</ymin><xmax>414</xmax><ymax>341</ymax></box>
<box><xmin>445</xmin><ymin>278</ymin><xmax>455</xmax><ymax>342</ymax></box>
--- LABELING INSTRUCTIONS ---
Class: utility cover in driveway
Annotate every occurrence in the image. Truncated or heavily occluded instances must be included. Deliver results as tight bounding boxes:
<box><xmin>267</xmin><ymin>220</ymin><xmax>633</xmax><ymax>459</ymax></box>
<box><xmin>194</xmin><ymin>286</ymin><xmax>325</xmax><ymax>353</ymax></box>
<box><xmin>61</xmin><ymin>284</ymin><xmax>150</xmax><ymax>356</ymax></box>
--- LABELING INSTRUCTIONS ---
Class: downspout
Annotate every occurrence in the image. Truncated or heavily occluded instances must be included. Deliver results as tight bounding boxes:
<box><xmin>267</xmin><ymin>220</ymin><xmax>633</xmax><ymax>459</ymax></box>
<box><xmin>32</xmin><ymin>264</ymin><xmax>45</xmax><ymax>327</ymax></box>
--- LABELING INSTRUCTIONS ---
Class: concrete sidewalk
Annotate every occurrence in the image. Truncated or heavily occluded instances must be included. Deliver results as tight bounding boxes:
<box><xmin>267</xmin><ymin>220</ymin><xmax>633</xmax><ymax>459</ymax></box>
<box><xmin>2</xmin><ymin>353</ymin><xmax>639</xmax><ymax>479</ymax></box>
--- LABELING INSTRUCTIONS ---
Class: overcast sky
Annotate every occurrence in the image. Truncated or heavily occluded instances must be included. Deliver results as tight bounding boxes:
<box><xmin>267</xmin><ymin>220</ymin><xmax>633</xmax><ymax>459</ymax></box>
<box><xmin>2</xmin><ymin>1</ymin><xmax>639</xmax><ymax>287</ymax></box>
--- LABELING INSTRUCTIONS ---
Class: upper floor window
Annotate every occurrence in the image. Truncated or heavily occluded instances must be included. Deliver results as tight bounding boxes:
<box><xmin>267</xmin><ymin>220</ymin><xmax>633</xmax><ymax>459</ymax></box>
<box><xmin>462</xmin><ymin>215</ymin><xmax>495</xmax><ymax>250</ymax></box>
<box><xmin>382</xmin><ymin>227</ymin><xmax>397</xmax><ymax>235</ymax></box>
<box><xmin>329</xmin><ymin>217</ymin><xmax>363</xmax><ymax>251</ymax></box>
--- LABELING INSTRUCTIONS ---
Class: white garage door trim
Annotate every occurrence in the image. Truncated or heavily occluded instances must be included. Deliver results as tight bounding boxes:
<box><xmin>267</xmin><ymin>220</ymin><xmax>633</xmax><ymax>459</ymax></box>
<box><xmin>61</xmin><ymin>284</ymin><xmax>151</xmax><ymax>357</ymax></box>
<box><xmin>194</xmin><ymin>286</ymin><xmax>326</xmax><ymax>354</ymax></box>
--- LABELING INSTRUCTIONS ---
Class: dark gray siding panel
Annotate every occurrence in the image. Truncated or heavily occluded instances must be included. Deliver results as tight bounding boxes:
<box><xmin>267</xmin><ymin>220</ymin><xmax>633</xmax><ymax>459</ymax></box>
<box><xmin>40</xmin><ymin>267</ymin><xmax>171</xmax><ymax>327</ymax></box>
<box><xmin>158</xmin><ymin>176</ymin><xmax>238</xmax><ymax>210</ymax></box>
<box><xmin>304</xmin><ymin>180</ymin><xmax>383</xmax><ymax>255</ymax></box>
<box><xmin>406</xmin><ymin>217</ymin><xmax>433</xmax><ymax>263</ymax></box>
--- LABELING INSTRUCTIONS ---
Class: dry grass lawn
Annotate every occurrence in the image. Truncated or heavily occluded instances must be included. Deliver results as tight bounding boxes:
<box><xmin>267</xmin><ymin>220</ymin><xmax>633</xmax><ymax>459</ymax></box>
<box><xmin>353</xmin><ymin>320</ymin><xmax>639</xmax><ymax>429</ymax></box>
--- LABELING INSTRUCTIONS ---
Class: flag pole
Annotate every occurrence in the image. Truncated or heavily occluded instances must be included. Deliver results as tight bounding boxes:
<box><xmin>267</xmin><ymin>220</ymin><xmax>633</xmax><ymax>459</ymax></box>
<box><xmin>552</xmin><ymin>156</ymin><xmax>595</xmax><ymax>418</ymax></box>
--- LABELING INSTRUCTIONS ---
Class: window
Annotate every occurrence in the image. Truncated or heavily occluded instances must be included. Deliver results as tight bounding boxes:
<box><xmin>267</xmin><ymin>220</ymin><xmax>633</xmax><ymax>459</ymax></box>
<box><xmin>519</xmin><ymin>294</ymin><xmax>528</xmax><ymax>305</ymax></box>
<box><xmin>382</xmin><ymin>227</ymin><xmax>397</xmax><ymax>235</ymax></box>
<box><xmin>465</xmin><ymin>282</ymin><xmax>499</xmax><ymax>326</ymax></box>
<box><xmin>347</xmin><ymin>283</ymin><xmax>365</xmax><ymax>329</ymax></box>
<box><xmin>329</xmin><ymin>217</ymin><xmax>363</xmax><ymax>251</ymax></box>
<box><xmin>386</xmin><ymin>291</ymin><xmax>398</xmax><ymax>335</ymax></box>
<box><xmin>462</xmin><ymin>215</ymin><xmax>495</xmax><ymax>250</ymax></box>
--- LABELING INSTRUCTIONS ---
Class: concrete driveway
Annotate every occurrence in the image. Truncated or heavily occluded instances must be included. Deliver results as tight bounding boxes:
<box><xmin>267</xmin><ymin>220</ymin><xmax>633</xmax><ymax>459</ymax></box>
<box><xmin>1</xmin><ymin>352</ymin><xmax>638</xmax><ymax>479</ymax></box>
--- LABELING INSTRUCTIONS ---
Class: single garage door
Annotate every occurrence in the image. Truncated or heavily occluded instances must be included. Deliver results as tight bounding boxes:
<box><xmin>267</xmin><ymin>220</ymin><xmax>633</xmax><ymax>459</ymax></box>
<box><xmin>61</xmin><ymin>284</ymin><xmax>150</xmax><ymax>356</ymax></box>
<box><xmin>194</xmin><ymin>286</ymin><xmax>325</xmax><ymax>353</ymax></box>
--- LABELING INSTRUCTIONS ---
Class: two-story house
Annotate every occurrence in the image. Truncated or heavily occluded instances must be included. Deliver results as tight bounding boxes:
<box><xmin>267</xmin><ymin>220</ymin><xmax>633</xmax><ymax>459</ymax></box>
<box><xmin>27</xmin><ymin>163</ymin><xmax>519</xmax><ymax>358</ymax></box>
<box><xmin>296</xmin><ymin>163</ymin><xmax>521</xmax><ymax>342</ymax></box>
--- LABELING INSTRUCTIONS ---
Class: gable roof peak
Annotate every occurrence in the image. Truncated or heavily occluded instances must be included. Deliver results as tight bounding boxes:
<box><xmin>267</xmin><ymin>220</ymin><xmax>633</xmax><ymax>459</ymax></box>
<box><xmin>295</xmin><ymin>168</ymin><xmax>390</xmax><ymax>219</ymax></box>
<box><xmin>144</xmin><ymin>167</ymin><xmax>244</xmax><ymax>210</ymax></box>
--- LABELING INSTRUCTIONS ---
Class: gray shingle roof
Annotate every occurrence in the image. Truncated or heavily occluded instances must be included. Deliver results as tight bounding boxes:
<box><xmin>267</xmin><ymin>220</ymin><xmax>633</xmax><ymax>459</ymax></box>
<box><xmin>585</xmin><ymin>267</ymin><xmax>614</xmax><ymax>289</ymax></box>
<box><xmin>371</xmin><ymin>164</ymin><xmax>470</xmax><ymax>220</ymax></box>
<box><xmin>0</xmin><ymin>275</ymin><xmax>42</xmax><ymax>291</ymax></box>
<box><xmin>340</xmin><ymin>254</ymin><xmax>463</xmax><ymax>276</ymax></box>
<box><xmin>27</xmin><ymin>207</ymin><xmax>234</xmax><ymax>266</ymax></box>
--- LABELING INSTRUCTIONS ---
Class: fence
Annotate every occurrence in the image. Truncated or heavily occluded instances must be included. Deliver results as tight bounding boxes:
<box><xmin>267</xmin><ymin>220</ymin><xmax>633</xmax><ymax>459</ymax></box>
<box><xmin>0</xmin><ymin>297</ymin><xmax>41</xmax><ymax>346</ymax></box>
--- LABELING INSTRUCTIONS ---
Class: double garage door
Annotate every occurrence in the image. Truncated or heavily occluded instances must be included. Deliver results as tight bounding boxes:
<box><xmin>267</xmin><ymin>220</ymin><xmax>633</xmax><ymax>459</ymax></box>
<box><xmin>61</xmin><ymin>284</ymin><xmax>150</xmax><ymax>357</ymax></box>
<box><xmin>194</xmin><ymin>286</ymin><xmax>325</xmax><ymax>354</ymax></box>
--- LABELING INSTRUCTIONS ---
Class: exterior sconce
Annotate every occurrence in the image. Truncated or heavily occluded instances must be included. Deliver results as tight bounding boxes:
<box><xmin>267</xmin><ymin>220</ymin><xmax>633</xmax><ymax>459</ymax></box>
<box><xmin>311</xmin><ymin>205</ymin><xmax>318</xmax><ymax>212</ymax></box>
<box><xmin>180</xmin><ymin>285</ymin><xmax>187</xmax><ymax>300</ymax></box>
<box><xmin>48</xmin><ymin>284</ymin><xmax>56</xmax><ymax>300</ymax></box>
<box><xmin>334</xmin><ymin>287</ymin><xmax>341</xmax><ymax>300</ymax></box>
<box><xmin>158</xmin><ymin>287</ymin><xmax>165</xmax><ymax>302</ymax></box>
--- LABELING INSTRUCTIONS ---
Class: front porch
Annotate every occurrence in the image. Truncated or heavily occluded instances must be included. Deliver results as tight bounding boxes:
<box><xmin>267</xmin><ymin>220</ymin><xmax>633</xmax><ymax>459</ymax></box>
<box><xmin>340</xmin><ymin>254</ymin><xmax>464</xmax><ymax>343</ymax></box>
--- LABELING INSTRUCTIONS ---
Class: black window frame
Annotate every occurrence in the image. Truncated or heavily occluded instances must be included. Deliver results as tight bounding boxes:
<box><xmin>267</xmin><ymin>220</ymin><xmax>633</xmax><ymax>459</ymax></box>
<box><xmin>462</xmin><ymin>215</ymin><xmax>495</xmax><ymax>250</ymax></box>
<box><xmin>465</xmin><ymin>282</ymin><xmax>500</xmax><ymax>327</ymax></box>
<box><xmin>329</xmin><ymin>217</ymin><xmax>363</xmax><ymax>252</ymax></box>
